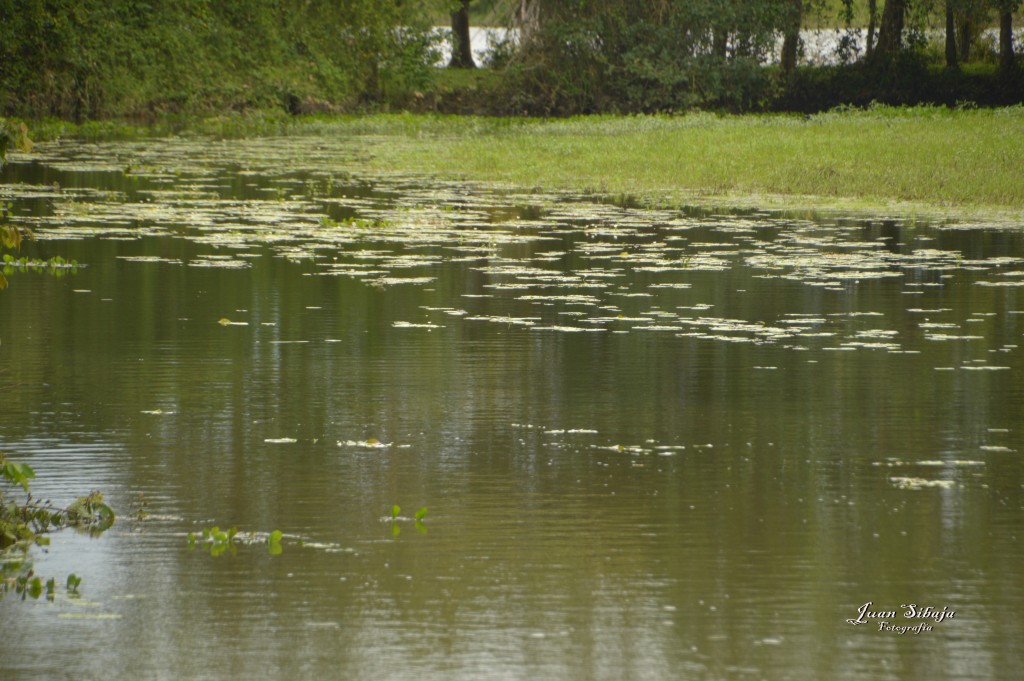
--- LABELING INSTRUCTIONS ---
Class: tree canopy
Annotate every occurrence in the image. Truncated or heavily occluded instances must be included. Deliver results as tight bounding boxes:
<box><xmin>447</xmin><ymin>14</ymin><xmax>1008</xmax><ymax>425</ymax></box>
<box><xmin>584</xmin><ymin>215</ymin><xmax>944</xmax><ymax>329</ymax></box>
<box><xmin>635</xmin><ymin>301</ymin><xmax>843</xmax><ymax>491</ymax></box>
<box><xmin>0</xmin><ymin>0</ymin><xmax>1020</xmax><ymax>117</ymax></box>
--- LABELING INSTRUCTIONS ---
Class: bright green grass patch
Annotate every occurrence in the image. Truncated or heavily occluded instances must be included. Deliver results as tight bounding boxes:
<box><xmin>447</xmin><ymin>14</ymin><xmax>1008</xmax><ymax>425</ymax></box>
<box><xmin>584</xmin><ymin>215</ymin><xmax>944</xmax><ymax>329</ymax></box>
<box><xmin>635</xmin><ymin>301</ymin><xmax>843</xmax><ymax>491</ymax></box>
<box><xmin>356</xmin><ymin>107</ymin><xmax>1024</xmax><ymax>213</ymax></box>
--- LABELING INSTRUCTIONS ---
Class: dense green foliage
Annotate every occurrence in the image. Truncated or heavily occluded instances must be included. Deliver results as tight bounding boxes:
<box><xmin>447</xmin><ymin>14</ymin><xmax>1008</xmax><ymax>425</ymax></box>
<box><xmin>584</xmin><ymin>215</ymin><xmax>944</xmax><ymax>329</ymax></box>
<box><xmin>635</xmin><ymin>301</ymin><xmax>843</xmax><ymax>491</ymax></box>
<box><xmin>0</xmin><ymin>0</ymin><xmax>440</xmax><ymax>119</ymax></box>
<box><xmin>505</xmin><ymin>0</ymin><xmax>795</xmax><ymax>113</ymax></box>
<box><xmin>1</xmin><ymin>0</ymin><xmax>1019</xmax><ymax>117</ymax></box>
<box><xmin>500</xmin><ymin>0</ymin><xmax>1022</xmax><ymax>114</ymax></box>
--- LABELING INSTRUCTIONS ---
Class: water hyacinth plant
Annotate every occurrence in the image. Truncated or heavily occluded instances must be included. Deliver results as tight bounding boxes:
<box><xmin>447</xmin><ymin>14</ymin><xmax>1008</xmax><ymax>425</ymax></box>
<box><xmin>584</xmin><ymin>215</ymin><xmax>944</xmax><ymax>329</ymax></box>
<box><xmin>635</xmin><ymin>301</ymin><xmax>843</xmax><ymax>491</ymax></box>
<box><xmin>1</xmin><ymin>452</ymin><xmax>114</xmax><ymax>600</ymax></box>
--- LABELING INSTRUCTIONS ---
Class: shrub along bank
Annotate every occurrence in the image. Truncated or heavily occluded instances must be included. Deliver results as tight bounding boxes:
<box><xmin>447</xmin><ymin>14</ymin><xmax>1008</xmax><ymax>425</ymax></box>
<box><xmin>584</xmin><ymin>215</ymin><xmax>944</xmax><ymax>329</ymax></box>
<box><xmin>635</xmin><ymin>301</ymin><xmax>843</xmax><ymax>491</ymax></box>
<box><xmin>1</xmin><ymin>1</ymin><xmax>1022</xmax><ymax>119</ymax></box>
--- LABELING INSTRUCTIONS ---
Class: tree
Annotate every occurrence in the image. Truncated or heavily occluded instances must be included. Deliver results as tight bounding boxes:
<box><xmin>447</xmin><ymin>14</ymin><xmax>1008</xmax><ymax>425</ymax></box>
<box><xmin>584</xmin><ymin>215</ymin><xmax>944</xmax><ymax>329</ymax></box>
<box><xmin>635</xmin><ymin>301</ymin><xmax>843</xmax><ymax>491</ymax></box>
<box><xmin>875</xmin><ymin>0</ymin><xmax>907</xmax><ymax>57</ymax></box>
<box><xmin>781</xmin><ymin>0</ymin><xmax>803</xmax><ymax>72</ymax></box>
<box><xmin>517</xmin><ymin>0</ymin><xmax>543</xmax><ymax>45</ymax></box>
<box><xmin>997</xmin><ymin>0</ymin><xmax>1019</xmax><ymax>71</ymax></box>
<box><xmin>945</xmin><ymin>0</ymin><xmax>959</xmax><ymax>68</ymax></box>
<box><xmin>866</xmin><ymin>0</ymin><xmax>879</xmax><ymax>55</ymax></box>
<box><xmin>449</xmin><ymin>0</ymin><xmax>476</xmax><ymax>68</ymax></box>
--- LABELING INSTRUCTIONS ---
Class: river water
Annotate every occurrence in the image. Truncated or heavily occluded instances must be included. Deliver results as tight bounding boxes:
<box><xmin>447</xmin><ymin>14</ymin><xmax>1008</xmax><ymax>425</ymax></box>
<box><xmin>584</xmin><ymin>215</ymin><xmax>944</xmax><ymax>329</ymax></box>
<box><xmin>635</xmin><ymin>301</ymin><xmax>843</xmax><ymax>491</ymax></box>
<box><xmin>1</xmin><ymin>136</ymin><xmax>1022</xmax><ymax>680</ymax></box>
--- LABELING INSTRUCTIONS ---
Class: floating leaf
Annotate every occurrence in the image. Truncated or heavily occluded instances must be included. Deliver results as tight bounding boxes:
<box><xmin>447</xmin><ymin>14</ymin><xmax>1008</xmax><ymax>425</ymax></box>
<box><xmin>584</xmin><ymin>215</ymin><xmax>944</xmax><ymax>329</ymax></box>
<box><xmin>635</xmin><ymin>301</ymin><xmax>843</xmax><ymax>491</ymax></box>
<box><xmin>268</xmin><ymin>530</ymin><xmax>284</xmax><ymax>555</ymax></box>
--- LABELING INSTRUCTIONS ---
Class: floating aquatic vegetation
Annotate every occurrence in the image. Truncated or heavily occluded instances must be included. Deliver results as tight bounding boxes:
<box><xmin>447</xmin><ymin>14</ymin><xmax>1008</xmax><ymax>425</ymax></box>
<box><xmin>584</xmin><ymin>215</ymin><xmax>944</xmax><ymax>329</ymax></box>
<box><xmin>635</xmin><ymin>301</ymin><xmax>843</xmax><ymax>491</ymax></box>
<box><xmin>117</xmin><ymin>256</ymin><xmax>182</xmax><ymax>265</ymax></box>
<box><xmin>465</xmin><ymin>315</ymin><xmax>539</xmax><ymax>326</ymax></box>
<box><xmin>188</xmin><ymin>257</ymin><xmax>251</xmax><ymax>269</ymax></box>
<box><xmin>873</xmin><ymin>459</ymin><xmax>985</xmax><ymax>467</ymax></box>
<box><xmin>10</xmin><ymin>135</ymin><xmax>1024</xmax><ymax>375</ymax></box>
<box><xmin>593</xmin><ymin>444</ymin><xmax>651</xmax><ymax>455</ymax></box>
<box><xmin>187</xmin><ymin>526</ymin><xmax>284</xmax><ymax>556</ymax></box>
<box><xmin>843</xmin><ymin>342</ymin><xmax>901</xmax><ymax>350</ymax></box>
<box><xmin>532</xmin><ymin>326</ymin><xmax>606</xmax><ymax>333</ymax></box>
<box><xmin>392</xmin><ymin>321</ymin><xmax>443</xmax><ymax>329</ymax></box>
<box><xmin>338</xmin><ymin>439</ymin><xmax>392</xmax><ymax>449</ymax></box>
<box><xmin>371</xmin><ymin>276</ymin><xmax>436</xmax><ymax>286</ymax></box>
<box><xmin>889</xmin><ymin>477</ymin><xmax>956</xmax><ymax>490</ymax></box>
<box><xmin>517</xmin><ymin>294</ymin><xmax>601</xmax><ymax>305</ymax></box>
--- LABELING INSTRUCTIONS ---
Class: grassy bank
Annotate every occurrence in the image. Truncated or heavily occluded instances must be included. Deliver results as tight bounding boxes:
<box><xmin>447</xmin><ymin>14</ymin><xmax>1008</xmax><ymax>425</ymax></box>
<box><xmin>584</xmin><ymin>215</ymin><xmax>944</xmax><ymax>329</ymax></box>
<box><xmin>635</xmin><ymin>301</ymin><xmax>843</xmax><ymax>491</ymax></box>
<box><xmin>360</xmin><ymin>106</ymin><xmax>1024</xmax><ymax>215</ymax></box>
<box><xmin>26</xmin><ymin>106</ymin><xmax>1024</xmax><ymax>217</ymax></box>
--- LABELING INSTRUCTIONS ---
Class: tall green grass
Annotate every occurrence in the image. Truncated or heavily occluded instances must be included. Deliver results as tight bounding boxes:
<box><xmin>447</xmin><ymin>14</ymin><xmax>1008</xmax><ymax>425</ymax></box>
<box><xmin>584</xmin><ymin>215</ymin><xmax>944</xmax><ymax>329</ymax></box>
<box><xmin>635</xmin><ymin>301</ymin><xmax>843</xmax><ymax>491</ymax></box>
<box><xmin>357</xmin><ymin>106</ymin><xmax>1024</xmax><ymax>212</ymax></box>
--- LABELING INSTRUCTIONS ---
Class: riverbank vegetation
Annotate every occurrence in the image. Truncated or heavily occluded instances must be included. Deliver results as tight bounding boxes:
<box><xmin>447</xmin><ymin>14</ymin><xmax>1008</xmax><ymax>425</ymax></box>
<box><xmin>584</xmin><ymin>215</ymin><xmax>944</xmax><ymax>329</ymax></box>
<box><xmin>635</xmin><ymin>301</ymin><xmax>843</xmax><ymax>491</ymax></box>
<box><xmin>25</xmin><ymin>106</ymin><xmax>1023</xmax><ymax>214</ymax></box>
<box><xmin>361</xmin><ymin>107</ymin><xmax>1024</xmax><ymax>212</ymax></box>
<box><xmin>9</xmin><ymin>105</ymin><xmax>1024</xmax><ymax>215</ymax></box>
<box><xmin>1</xmin><ymin>1</ymin><xmax>1021</xmax><ymax>119</ymax></box>
<box><xmin>1</xmin><ymin>1</ymin><xmax>1022</xmax><ymax>215</ymax></box>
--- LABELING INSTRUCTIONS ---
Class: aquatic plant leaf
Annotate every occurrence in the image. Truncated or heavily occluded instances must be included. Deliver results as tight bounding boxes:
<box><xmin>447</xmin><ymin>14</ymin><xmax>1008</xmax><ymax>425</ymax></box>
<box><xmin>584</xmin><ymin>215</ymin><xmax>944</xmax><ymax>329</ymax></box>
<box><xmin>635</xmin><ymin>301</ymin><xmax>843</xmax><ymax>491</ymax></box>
<box><xmin>1</xmin><ymin>460</ymin><xmax>36</xmax><ymax>491</ymax></box>
<box><xmin>66</xmin><ymin>574</ymin><xmax>82</xmax><ymax>592</ymax></box>
<box><xmin>268</xmin><ymin>530</ymin><xmax>284</xmax><ymax>555</ymax></box>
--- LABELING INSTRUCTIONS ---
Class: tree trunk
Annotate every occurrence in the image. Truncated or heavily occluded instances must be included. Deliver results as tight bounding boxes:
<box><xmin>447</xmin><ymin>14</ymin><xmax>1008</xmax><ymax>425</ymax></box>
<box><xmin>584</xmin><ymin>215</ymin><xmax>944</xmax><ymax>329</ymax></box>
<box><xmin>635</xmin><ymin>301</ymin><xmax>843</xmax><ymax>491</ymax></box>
<box><xmin>449</xmin><ymin>0</ymin><xmax>476</xmax><ymax>69</ymax></box>
<box><xmin>999</xmin><ymin>6</ymin><xmax>1016</xmax><ymax>71</ymax></box>
<box><xmin>518</xmin><ymin>0</ymin><xmax>542</xmax><ymax>46</ymax></box>
<box><xmin>712</xmin><ymin>27</ymin><xmax>728</xmax><ymax>59</ymax></box>
<box><xmin>956</xmin><ymin>13</ymin><xmax>972</xmax><ymax>63</ymax></box>
<box><xmin>781</xmin><ymin>0</ymin><xmax>802</xmax><ymax>72</ymax></box>
<box><xmin>866</xmin><ymin>0</ymin><xmax>878</xmax><ymax>56</ymax></box>
<box><xmin>875</xmin><ymin>0</ymin><xmax>906</xmax><ymax>58</ymax></box>
<box><xmin>945</xmin><ymin>1</ymin><xmax>958</xmax><ymax>69</ymax></box>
